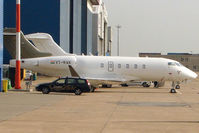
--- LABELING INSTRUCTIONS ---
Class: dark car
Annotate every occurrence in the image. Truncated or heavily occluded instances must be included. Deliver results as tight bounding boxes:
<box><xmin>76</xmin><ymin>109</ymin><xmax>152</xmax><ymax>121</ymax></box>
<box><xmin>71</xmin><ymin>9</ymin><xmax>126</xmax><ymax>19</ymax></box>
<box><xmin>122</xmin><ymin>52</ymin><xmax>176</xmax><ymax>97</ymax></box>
<box><xmin>36</xmin><ymin>77</ymin><xmax>91</xmax><ymax>95</ymax></box>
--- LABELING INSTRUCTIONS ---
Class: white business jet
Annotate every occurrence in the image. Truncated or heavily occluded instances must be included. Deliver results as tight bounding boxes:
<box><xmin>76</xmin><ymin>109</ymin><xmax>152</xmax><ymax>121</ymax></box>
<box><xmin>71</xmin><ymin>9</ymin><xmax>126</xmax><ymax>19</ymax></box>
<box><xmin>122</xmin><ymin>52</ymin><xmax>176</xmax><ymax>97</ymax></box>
<box><xmin>9</xmin><ymin>33</ymin><xmax>197</xmax><ymax>93</ymax></box>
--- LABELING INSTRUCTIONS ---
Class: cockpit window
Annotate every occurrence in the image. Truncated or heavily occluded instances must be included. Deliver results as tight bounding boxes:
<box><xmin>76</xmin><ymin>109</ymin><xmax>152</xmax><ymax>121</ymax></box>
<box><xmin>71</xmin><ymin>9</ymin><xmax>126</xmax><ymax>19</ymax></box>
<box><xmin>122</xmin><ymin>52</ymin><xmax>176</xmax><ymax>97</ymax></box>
<box><xmin>168</xmin><ymin>62</ymin><xmax>176</xmax><ymax>66</ymax></box>
<box><xmin>175</xmin><ymin>62</ymin><xmax>181</xmax><ymax>66</ymax></box>
<box><xmin>168</xmin><ymin>62</ymin><xmax>182</xmax><ymax>67</ymax></box>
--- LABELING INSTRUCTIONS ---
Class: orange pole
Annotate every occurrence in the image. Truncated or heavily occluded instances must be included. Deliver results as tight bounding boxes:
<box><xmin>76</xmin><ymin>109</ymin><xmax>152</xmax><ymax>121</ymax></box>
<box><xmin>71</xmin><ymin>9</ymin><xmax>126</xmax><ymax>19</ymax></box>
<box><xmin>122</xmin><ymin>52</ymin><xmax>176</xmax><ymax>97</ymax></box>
<box><xmin>15</xmin><ymin>0</ymin><xmax>21</xmax><ymax>89</ymax></box>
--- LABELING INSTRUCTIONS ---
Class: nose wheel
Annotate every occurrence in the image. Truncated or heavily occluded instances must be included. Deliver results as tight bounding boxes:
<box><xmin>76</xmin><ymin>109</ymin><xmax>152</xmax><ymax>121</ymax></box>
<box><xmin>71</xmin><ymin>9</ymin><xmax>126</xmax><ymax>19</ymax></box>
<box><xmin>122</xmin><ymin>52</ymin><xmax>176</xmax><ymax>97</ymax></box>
<box><xmin>170</xmin><ymin>88</ymin><xmax>177</xmax><ymax>93</ymax></box>
<box><xmin>170</xmin><ymin>81</ymin><xmax>177</xmax><ymax>93</ymax></box>
<box><xmin>175</xmin><ymin>85</ymin><xmax>180</xmax><ymax>89</ymax></box>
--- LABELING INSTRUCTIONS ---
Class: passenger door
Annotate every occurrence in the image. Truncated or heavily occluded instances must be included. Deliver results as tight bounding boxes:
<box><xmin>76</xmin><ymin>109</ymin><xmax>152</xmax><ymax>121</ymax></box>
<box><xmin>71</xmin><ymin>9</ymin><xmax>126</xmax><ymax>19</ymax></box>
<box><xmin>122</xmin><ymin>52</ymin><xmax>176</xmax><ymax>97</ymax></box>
<box><xmin>108</xmin><ymin>61</ymin><xmax>114</xmax><ymax>72</ymax></box>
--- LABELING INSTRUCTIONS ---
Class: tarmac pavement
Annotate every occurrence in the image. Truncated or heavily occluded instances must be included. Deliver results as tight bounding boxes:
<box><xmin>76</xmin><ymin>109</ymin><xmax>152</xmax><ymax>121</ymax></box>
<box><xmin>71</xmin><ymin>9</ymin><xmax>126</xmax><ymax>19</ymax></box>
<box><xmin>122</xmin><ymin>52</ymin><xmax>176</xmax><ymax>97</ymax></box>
<box><xmin>0</xmin><ymin>76</ymin><xmax>199</xmax><ymax>133</ymax></box>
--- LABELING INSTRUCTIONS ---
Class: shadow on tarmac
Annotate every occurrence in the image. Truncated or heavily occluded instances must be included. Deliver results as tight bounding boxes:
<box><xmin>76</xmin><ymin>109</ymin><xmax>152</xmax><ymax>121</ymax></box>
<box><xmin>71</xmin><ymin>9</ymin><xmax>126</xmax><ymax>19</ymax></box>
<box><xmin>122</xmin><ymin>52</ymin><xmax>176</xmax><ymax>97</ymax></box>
<box><xmin>95</xmin><ymin>90</ymin><xmax>169</xmax><ymax>94</ymax></box>
<box><xmin>113</xmin><ymin>120</ymin><xmax>199</xmax><ymax>124</ymax></box>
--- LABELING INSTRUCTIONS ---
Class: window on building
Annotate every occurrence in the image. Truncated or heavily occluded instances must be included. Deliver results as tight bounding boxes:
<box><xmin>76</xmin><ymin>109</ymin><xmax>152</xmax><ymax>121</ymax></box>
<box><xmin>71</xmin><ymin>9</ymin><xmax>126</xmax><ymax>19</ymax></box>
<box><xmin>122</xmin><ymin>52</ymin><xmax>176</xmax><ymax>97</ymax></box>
<box><xmin>118</xmin><ymin>64</ymin><xmax>121</xmax><ymax>69</ymax></box>
<box><xmin>100</xmin><ymin>63</ymin><xmax>104</xmax><ymax>68</ymax></box>
<box><xmin>193</xmin><ymin>66</ymin><xmax>197</xmax><ymax>70</ymax></box>
<box><xmin>185</xmin><ymin>58</ymin><xmax>189</xmax><ymax>62</ymax></box>
<box><xmin>181</xmin><ymin>58</ymin><xmax>184</xmax><ymax>62</ymax></box>
<box><xmin>142</xmin><ymin>64</ymin><xmax>146</xmax><ymax>69</ymax></box>
<box><xmin>134</xmin><ymin>64</ymin><xmax>138</xmax><ymax>69</ymax></box>
<box><xmin>126</xmin><ymin>64</ymin><xmax>129</xmax><ymax>69</ymax></box>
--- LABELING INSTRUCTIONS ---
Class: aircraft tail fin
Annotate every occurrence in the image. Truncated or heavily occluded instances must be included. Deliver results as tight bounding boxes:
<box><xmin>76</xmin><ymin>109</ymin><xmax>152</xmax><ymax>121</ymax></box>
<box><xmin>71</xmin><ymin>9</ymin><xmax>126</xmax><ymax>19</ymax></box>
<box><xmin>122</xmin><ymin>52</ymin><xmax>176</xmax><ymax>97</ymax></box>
<box><xmin>4</xmin><ymin>28</ymin><xmax>52</xmax><ymax>59</ymax></box>
<box><xmin>25</xmin><ymin>33</ymin><xmax>73</xmax><ymax>56</ymax></box>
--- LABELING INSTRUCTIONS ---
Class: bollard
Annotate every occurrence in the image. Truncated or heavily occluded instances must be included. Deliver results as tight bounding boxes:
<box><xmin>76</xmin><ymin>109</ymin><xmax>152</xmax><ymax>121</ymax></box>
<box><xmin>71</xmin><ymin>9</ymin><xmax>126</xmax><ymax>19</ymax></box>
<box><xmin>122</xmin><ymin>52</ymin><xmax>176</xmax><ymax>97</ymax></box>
<box><xmin>3</xmin><ymin>79</ymin><xmax>8</xmax><ymax>92</ymax></box>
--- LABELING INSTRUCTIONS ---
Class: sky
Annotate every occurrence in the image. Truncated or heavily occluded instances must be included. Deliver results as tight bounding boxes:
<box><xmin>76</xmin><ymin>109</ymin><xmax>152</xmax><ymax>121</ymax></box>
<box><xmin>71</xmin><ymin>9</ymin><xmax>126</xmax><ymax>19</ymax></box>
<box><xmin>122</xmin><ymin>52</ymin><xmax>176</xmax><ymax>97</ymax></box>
<box><xmin>103</xmin><ymin>0</ymin><xmax>199</xmax><ymax>56</ymax></box>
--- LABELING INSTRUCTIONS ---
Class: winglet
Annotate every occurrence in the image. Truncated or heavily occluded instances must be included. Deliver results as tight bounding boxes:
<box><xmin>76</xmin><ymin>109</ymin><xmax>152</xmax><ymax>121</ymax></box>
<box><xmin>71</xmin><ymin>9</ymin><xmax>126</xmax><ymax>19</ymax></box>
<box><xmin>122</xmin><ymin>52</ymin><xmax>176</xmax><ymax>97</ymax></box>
<box><xmin>69</xmin><ymin>65</ymin><xmax>80</xmax><ymax>77</ymax></box>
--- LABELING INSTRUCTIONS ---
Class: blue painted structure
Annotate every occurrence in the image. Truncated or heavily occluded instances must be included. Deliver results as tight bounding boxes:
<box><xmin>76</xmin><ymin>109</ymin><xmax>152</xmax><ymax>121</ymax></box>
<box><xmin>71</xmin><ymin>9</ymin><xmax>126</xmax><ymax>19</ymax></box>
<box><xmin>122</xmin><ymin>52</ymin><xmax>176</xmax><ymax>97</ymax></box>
<box><xmin>4</xmin><ymin>0</ymin><xmax>60</xmax><ymax>43</ymax></box>
<box><xmin>4</xmin><ymin>0</ymin><xmax>60</xmax><ymax>64</ymax></box>
<box><xmin>3</xmin><ymin>0</ymin><xmax>89</xmax><ymax>63</ymax></box>
<box><xmin>0</xmin><ymin>0</ymin><xmax>3</xmax><ymax>92</ymax></box>
<box><xmin>167</xmin><ymin>53</ymin><xmax>191</xmax><ymax>55</ymax></box>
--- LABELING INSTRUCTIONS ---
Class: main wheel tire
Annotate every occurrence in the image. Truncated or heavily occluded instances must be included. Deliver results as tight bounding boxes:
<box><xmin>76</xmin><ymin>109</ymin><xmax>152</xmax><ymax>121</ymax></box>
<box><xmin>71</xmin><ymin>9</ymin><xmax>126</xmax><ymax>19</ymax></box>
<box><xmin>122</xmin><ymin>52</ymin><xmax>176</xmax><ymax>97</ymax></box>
<box><xmin>102</xmin><ymin>84</ymin><xmax>107</xmax><ymax>88</ymax></box>
<box><xmin>107</xmin><ymin>84</ymin><xmax>112</xmax><ymax>88</ymax></box>
<box><xmin>42</xmin><ymin>87</ymin><xmax>50</xmax><ymax>94</ymax></box>
<box><xmin>175</xmin><ymin>85</ymin><xmax>180</xmax><ymax>89</ymax></box>
<box><xmin>170</xmin><ymin>89</ymin><xmax>177</xmax><ymax>93</ymax></box>
<box><xmin>142</xmin><ymin>82</ymin><xmax>149</xmax><ymax>87</ymax></box>
<box><xmin>75</xmin><ymin>88</ymin><xmax>82</xmax><ymax>95</ymax></box>
<box><xmin>121</xmin><ymin>84</ymin><xmax>128</xmax><ymax>87</ymax></box>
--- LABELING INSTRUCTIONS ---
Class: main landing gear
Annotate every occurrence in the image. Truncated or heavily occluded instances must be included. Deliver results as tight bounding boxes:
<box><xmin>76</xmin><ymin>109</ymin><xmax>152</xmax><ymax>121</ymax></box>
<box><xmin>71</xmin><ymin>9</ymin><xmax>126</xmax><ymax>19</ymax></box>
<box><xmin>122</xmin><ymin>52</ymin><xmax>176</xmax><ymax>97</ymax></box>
<box><xmin>170</xmin><ymin>81</ymin><xmax>180</xmax><ymax>93</ymax></box>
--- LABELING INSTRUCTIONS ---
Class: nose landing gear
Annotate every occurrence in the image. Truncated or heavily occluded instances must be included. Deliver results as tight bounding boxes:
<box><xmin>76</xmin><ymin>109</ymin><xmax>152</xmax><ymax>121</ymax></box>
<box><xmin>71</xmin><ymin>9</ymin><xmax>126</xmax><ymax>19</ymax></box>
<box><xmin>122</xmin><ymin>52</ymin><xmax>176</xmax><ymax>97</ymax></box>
<box><xmin>170</xmin><ymin>81</ymin><xmax>179</xmax><ymax>93</ymax></box>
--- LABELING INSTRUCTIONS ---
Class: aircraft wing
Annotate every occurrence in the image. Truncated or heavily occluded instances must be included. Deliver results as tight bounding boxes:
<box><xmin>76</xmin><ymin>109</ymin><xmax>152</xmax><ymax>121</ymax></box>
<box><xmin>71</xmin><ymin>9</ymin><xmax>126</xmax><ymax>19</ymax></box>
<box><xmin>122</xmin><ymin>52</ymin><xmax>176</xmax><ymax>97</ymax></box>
<box><xmin>68</xmin><ymin>65</ymin><xmax>140</xmax><ymax>86</ymax></box>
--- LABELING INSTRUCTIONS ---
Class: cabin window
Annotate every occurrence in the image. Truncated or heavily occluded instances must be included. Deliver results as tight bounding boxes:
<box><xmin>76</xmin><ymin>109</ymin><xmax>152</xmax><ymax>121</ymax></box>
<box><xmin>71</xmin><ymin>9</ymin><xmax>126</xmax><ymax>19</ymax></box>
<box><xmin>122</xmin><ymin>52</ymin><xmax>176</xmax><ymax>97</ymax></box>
<box><xmin>100</xmin><ymin>63</ymin><xmax>104</xmax><ymax>68</ymax></box>
<box><xmin>134</xmin><ymin>64</ymin><xmax>138</xmax><ymax>69</ymax></box>
<box><xmin>118</xmin><ymin>64</ymin><xmax>121</xmax><ymax>69</ymax></box>
<box><xmin>142</xmin><ymin>64</ymin><xmax>146</xmax><ymax>69</ymax></box>
<box><xmin>126</xmin><ymin>64</ymin><xmax>129</xmax><ymax>69</ymax></box>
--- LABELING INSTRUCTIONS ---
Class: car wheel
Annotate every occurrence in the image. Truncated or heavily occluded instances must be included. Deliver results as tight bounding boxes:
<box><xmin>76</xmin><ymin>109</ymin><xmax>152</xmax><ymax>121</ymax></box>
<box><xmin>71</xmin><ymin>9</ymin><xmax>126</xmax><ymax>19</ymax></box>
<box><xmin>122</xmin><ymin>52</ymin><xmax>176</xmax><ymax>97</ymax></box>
<box><xmin>75</xmin><ymin>88</ymin><xmax>82</xmax><ymax>95</ymax></box>
<box><xmin>42</xmin><ymin>87</ymin><xmax>50</xmax><ymax>94</ymax></box>
<box><xmin>121</xmin><ymin>83</ymin><xmax>128</xmax><ymax>87</ymax></box>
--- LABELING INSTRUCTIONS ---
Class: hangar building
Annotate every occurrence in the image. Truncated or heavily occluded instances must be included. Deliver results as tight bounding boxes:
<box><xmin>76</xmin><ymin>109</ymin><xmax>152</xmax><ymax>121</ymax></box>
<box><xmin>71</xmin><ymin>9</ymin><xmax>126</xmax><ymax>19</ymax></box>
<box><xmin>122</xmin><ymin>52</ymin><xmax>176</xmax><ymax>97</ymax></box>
<box><xmin>4</xmin><ymin>0</ymin><xmax>111</xmax><ymax>64</ymax></box>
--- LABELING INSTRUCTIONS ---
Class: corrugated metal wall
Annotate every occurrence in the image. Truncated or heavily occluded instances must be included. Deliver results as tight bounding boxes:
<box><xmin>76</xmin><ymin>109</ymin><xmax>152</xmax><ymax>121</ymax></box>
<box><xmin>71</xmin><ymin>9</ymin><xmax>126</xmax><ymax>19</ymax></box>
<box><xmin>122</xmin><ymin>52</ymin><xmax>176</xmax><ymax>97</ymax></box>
<box><xmin>0</xmin><ymin>0</ymin><xmax>3</xmax><ymax>91</ymax></box>
<box><xmin>60</xmin><ymin>0</ymin><xmax>70</xmax><ymax>53</ymax></box>
<box><xmin>87</xmin><ymin>9</ymin><xmax>93</xmax><ymax>55</ymax></box>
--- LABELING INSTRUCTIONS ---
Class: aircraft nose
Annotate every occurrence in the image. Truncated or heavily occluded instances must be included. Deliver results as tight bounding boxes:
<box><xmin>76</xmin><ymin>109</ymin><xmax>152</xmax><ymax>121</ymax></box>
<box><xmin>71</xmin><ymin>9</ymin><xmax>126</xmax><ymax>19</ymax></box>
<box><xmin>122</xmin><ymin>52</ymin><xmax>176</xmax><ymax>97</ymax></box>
<box><xmin>189</xmin><ymin>71</ymin><xmax>198</xmax><ymax>79</ymax></box>
<box><xmin>184</xmin><ymin>69</ymin><xmax>198</xmax><ymax>79</ymax></box>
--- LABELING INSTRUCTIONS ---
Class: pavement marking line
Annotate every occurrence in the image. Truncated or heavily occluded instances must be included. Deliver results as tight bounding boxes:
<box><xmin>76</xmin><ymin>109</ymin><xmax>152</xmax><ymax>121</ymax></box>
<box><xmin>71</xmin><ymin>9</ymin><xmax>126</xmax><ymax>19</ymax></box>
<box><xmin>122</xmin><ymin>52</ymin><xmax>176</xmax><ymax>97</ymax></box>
<box><xmin>99</xmin><ymin>90</ymin><xmax>126</xmax><ymax>133</ymax></box>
